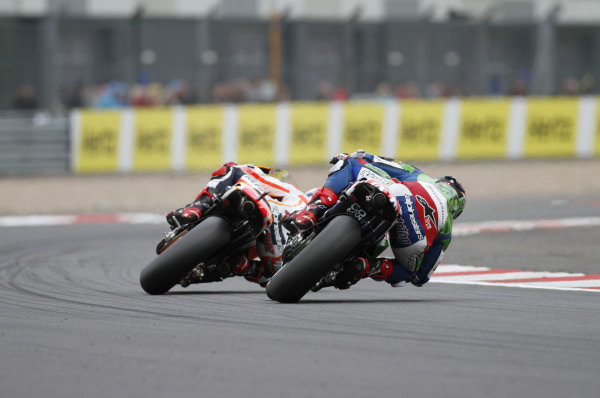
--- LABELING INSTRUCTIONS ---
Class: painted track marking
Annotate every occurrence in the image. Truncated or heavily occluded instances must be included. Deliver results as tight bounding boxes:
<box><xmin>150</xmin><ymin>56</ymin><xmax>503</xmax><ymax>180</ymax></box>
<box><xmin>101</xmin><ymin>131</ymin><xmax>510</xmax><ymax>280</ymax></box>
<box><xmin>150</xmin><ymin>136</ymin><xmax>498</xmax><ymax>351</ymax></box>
<box><xmin>453</xmin><ymin>216</ymin><xmax>600</xmax><ymax>236</ymax></box>
<box><xmin>432</xmin><ymin>264</ymin><xmax>600</xmax><ymax>293</ymax></box>
<box><xmin>0</xmin><ymin>213</ymin><xmax>163</xmax><ymax>227</ymax></box>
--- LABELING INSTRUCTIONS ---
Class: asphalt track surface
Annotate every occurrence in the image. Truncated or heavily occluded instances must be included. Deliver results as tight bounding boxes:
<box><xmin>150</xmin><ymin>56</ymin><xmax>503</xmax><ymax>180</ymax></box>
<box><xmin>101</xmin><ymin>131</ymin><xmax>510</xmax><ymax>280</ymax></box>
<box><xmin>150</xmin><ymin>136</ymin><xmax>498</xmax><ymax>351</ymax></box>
<box><xmin>1</xmin><ymin>196</ymin><xmax>600</xmax><ymax>398</ymax></box>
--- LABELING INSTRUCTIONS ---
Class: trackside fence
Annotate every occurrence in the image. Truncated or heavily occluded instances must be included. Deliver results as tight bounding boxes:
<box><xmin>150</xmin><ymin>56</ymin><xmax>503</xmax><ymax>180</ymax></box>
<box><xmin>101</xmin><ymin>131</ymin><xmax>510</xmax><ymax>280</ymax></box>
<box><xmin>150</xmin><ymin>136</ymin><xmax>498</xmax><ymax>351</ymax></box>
<box><xmin>69</xmin><ymin>97</ymin><xmax>600</xmax><ymax>173</ymax></box>
<box><xmin>0</xmin><ymin>113</ymin><xmax>69</xmax><ymax>175</ymax></box>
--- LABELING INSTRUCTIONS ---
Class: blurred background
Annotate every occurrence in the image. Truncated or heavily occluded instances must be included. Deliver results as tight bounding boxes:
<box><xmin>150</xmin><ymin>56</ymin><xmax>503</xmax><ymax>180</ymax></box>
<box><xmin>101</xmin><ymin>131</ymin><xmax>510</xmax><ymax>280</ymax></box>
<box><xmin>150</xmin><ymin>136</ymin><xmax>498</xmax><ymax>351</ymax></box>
<box><xmin>3</xmin><ymin>0</ymin><xmax>600</xmax><ymax>112</ymax></box>
<box><xmin>1</xmin><ymin>0</ymin><xmax>600</xmax><ymax>197</ymax></box>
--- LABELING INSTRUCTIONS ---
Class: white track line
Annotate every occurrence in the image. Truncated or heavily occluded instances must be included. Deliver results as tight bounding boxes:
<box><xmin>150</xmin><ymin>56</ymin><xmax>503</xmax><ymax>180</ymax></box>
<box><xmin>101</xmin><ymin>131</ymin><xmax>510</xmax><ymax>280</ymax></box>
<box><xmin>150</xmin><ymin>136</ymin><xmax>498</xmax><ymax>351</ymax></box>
<box><xmin>431</xmin><ymin>264</ymin><xmax>600</xmax><ymax>293</ymax></box>
<box><xmin>514</xmin><ymin>280</ymin><xmax>600</xmax><ymax>288</ymax></box>
<box><xmin>429</xmin><ymin>279</ymin><xmax>600</xmax><ymax>293</ymax></box>
<box><xmin>453</xmin><ymin>216</ymin><xmax>600</xmax><ymax>236</ymax></box>
<box><xmin>433</xmin><ymin>271</ymin><xmax>582</xmax><ymax>282</ymax></box>
<box><xmin>0</xmin><ymin>215</ymin><xmax>77</xmax><ymax>227</ymax></box>
<box><xmin>0</xmin><ymin>213</ymin><xmax>163</xmax><ymax>227</ymax></box>
<box><xmin>433</xmin><ymin>264</ymin><xmax>489</xmax><ymax>273</ymax></box>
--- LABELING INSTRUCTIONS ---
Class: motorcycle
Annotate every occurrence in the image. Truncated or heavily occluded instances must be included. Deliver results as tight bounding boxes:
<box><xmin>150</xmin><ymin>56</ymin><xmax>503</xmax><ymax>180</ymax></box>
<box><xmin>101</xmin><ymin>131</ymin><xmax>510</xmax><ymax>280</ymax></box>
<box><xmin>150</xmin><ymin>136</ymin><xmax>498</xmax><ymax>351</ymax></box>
<box><xmin>140</xmin><ymin>175</ymin><xmax>273</xmax><ymax>295</ymax></box>
<box><xmin>266</xmin><ymin>173</ymin><xmax>401</xmax><ymax>303</ymax></box>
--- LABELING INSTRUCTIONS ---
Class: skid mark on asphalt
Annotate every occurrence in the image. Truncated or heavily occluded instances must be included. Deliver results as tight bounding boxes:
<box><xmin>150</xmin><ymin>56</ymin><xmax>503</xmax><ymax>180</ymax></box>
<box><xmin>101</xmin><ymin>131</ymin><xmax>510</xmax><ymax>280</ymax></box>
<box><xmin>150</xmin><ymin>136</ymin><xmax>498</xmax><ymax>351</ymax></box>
<box><xmin>432</xmin><ymin>264</ymin><xmax>600</xmax><ymax>293</ymax></box>
<box><xmin>2</xmin><ymin>214</ymin><xmax>599</xmax><ymax>293</ymax></box>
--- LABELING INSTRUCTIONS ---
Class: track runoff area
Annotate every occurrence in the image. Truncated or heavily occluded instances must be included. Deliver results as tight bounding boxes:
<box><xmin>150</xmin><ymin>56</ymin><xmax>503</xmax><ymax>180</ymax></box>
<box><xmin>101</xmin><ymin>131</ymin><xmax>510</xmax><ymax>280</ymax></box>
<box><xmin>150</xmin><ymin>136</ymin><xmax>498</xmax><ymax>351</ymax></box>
<box><xmin>2</xmin><ymin>212</ymin><xmax>599</xmax><ymax>293</ymax></box>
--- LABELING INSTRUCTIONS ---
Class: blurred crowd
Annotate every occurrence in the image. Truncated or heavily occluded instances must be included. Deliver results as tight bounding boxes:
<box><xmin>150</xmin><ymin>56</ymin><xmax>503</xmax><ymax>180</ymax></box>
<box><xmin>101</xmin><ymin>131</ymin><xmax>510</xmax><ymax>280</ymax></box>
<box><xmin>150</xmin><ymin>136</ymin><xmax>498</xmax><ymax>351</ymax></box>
<box><xmin>62</xmin><ymin>79</ymin><xmax>198</xmax><ymax>109</ymax></box>
<box><xmin>11</xmin><ymin>74</ymin><xmax>597</xmax><ymax>111</ymax></box>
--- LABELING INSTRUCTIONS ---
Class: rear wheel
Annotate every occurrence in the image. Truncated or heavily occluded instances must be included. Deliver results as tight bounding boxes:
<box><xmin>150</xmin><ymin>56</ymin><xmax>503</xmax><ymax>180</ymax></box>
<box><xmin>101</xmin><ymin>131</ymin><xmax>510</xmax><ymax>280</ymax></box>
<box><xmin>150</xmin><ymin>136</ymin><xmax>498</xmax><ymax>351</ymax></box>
<box><xmin>140</xmin><ymin>216</ymin><xmax>232</xmax><ymax>295</ymax></box>
<box><xmin>266</xmin><ymin>215</ymin><xmax>361</xmax><ymax>303</ymax></box>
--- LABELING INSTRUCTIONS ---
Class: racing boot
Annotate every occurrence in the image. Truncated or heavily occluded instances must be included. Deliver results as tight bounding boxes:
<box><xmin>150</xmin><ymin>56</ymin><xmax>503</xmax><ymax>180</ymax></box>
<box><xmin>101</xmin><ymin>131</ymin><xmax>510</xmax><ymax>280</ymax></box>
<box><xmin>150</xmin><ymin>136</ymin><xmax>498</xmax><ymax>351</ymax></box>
<box><xmin>334</xmin><ymin>257</ymin><xmax>372</xmax><ymax>289</ymax></box>
<box><xmin>228</xmin><ymin>256</ymin><xmax>252</xmax><ymax>276</ymax></box>
<box><xmin>370</xmin><ymin>258</ymin><xmax>414</xmax><ymax>287</ymax></box>
<box><xmin>166</xmin><ymin>187</ymin><xmax>216</xmax><ymax>229</ymax></box>
<box><xmin>228</xmin><ymin>256</ymin><xmax>269</xmax><ymax>288</ymax></box>
<box><xmin>282</xmin><ymin>187</ymin><xmax>338</xmax><ymax>232</ymax></box>
<box><xmin>243</xmin><ymin>262</ymin><xmax>270</xmax><ymax>288</ymax></box>
<box><xmin>334</xmin><ymin>257</ymin><xmax>398</xmax><ymax>288</ymax></box>
<box><xmin>368</xmin><ymin>258</ymin><xmax>394</xmax><ymax>281</ymax></box>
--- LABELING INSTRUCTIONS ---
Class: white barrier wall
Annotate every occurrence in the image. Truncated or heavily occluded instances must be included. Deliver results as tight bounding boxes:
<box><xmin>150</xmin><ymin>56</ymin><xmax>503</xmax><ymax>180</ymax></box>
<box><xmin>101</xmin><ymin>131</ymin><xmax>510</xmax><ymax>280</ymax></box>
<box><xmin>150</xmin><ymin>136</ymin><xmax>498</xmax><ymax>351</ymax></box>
<box><xmin>71</xmin><ymin>97</ymin><xmax>599</xmax><ymax>173</ymax></box>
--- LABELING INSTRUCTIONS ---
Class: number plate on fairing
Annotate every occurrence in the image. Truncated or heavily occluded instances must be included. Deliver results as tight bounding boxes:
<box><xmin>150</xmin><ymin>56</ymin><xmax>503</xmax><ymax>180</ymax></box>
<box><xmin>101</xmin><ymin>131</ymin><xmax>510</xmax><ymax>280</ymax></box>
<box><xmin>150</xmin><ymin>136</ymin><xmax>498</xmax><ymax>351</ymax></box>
<box><xmin>346</xmin><ymin>202</ymin><xmax>367</xmax><ymax>220</ymax></box>
<box><xmin>239</xmin><ymin>174</ymin><xmax>267</xmax><ymax>195</ymax></box>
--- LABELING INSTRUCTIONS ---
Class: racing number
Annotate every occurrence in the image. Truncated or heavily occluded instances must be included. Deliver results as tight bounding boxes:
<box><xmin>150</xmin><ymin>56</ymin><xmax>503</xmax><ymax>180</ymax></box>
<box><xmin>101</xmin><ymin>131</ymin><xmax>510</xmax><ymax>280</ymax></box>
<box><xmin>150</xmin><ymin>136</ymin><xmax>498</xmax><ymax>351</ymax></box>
<box><xmin>347</xmin><ymin>203</ymin><xmax>367</xmax><ymax>220</ymax></box>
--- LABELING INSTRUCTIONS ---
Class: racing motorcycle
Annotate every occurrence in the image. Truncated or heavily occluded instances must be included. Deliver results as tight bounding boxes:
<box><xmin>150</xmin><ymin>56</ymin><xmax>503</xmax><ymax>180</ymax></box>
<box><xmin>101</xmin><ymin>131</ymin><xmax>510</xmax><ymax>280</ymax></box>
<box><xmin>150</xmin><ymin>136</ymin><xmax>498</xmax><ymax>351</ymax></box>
<box><xmin>266</xmin><ymin>173</ymin><xmax>401</xmax><ymax>303</ymax></box>
<box><xmin>140</xmin><ymin>175</ymin><xmax>273</xmax><ymax>295</ymax></box>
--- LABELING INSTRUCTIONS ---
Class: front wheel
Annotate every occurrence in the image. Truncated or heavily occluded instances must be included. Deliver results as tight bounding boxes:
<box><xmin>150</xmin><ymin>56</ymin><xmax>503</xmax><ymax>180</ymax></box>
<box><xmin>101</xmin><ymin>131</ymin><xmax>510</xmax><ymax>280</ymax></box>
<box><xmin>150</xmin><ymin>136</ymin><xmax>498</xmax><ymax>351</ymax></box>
<box><xmin>266</xmin><ymin>215</ymin><xmax>361</xmax><ymax>303</ymax></box>
<box><xmin>140</xmin><ymin>216</ymin><xmax>232</xmax><ymax>295</ymax></box>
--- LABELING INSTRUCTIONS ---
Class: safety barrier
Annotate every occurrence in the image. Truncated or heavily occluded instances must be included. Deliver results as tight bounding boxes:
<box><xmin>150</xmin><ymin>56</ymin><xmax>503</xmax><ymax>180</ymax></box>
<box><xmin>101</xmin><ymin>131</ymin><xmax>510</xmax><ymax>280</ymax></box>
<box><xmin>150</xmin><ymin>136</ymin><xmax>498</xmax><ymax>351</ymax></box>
<box><xmin>0</xmin><ymin>113</ymin><xmax>69</xmax><ymax>175</ymax></box>
<box><xmin>70</xmin><ymin>97</ymin><xmax>600</xmax><ymax>173</ymax></box>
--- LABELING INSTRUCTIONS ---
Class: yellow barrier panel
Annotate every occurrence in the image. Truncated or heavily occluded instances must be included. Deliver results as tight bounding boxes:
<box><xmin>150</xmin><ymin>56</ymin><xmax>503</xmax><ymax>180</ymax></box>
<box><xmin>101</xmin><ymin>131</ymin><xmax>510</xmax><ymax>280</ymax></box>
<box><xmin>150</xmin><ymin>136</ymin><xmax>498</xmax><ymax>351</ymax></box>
<box><xmin>289</xmin><ymin>102</ymin><xmax>329</xmax><ymax>166</ymax></box>
<box><xmin>524</xmin><ymin>98</ymin><xmax>578</xmax><ymax>158</ymax></box>
<box><xmin>77</xmin><ymin>110</ymin><xmax>121</xmax><ymax>173</ymax></box>
<box><xmin>186</xmin><ymin>105</ymin><xmax>223</xmax><ymax>170</ymax></box>
<box><xmin>237</xmin><ymin>104</ymin><xmax>276</xmax><ymax>165</ymax></box>
<box><xmin>397</xmin><ymin>100</ymin><xmax>444</xmax><ymax>161</ymax></box>
<box><xmin>133</xmin><ymin>108</ymin><xmax>173</xmax><ymax>171</ymax></box>
<box><xmin>457</xmin><ymin>98</ymin><xmax>510</xmax><ymax>159</ymax></box>
<box><xmin>596</xmin><ymin>99</ymin><xmax>600</xmax><ymax>157</ymax></box>
<box><xmin>342</xmin><ymin>103</ymin><xmax>385</xmax><ymax>154</ymax></box>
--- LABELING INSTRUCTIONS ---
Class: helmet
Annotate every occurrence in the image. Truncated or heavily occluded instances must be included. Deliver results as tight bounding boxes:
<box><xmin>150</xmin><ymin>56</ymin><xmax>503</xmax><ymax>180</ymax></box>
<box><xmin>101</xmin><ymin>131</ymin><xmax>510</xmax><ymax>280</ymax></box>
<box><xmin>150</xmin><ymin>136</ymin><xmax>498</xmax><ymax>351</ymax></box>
<box><xmin>211</xmin><ymin>162</ymin><xmax>238</xmax><ymax>177</ymax></box>
<box><xmin>435</xmin><ymin>176</ymin><xmax>466</xmax><ymax>219</ymax></box>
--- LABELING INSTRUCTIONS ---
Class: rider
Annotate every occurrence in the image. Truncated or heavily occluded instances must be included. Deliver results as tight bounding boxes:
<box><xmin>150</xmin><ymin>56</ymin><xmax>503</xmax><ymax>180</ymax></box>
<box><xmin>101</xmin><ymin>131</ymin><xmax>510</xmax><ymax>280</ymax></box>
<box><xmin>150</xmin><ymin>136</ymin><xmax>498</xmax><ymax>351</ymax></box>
<box><xmin>282</xmin><ymin>150</ymin><xmax>466</xmax><ymax>289</ymax></box>
<box><xmin>167</xmin><ymin>162</ymin><xmax>308</xmax><ymax>287</ymax></box>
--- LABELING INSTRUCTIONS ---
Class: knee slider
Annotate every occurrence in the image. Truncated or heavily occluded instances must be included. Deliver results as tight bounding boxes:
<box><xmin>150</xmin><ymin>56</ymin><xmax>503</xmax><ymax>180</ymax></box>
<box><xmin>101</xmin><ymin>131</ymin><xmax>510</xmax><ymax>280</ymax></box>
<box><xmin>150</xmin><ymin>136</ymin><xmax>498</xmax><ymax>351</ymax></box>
<box><xmin>385</xmin><ymin>261</ymin><xmax>413</xmax><ymax>285</ymax></box>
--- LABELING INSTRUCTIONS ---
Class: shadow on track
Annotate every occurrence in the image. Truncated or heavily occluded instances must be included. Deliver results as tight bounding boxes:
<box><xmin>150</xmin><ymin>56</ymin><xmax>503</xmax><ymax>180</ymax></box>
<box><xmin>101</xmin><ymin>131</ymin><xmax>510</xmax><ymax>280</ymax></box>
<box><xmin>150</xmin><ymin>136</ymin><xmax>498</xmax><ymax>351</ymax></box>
<box><xmin>292</xmin><ymin>298</ymin><xmax>453</xmax><ymax>304</ymax></box>
<box><xmin>166</xmin><ymin>290</ymin><xmax>265</xmax><ymax>296</ymax></box>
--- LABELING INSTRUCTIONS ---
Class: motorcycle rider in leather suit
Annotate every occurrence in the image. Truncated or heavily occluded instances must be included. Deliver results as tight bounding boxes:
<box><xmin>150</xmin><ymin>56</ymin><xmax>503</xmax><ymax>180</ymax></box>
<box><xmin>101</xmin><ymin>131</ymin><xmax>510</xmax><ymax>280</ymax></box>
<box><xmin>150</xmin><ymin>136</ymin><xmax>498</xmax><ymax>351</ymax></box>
<box><xmin>167</xmin><ymin>162</ymin><xmax>308</xmax><ymax>287</ymax></box>
<box><xmin>283</xmin><ymin>150</ymin><xmax>466</xmax><ymax>289</ymax></box>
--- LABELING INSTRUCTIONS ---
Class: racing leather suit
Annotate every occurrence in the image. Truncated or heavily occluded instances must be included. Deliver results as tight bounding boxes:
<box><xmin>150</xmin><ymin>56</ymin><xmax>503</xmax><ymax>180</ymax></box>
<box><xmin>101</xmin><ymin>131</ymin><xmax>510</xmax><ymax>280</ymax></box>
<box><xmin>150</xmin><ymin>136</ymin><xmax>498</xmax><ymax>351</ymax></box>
<box><xmin>324</xmin><ymin>151</ymin><xmax>453</xmax><ymax>287</ymax></box>
<box><xmin>181</xmin><ymin>163</ymin><xmax>308</xmax><ymax>282</ymax></box>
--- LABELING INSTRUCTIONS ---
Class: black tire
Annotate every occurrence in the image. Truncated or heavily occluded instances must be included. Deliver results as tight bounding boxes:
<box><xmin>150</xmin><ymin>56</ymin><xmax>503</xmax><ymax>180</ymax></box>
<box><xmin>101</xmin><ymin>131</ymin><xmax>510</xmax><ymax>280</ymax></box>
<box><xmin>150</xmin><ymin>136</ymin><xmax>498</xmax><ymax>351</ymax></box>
<box><xmin>266</xmin><ymin>215</ymin><xmax>361</xmax><ymax>303</ymax></box>
<box><xmin>140</xmin><ymin>216</ymin><xmax>232</xmax><ymax>295</ymax></box>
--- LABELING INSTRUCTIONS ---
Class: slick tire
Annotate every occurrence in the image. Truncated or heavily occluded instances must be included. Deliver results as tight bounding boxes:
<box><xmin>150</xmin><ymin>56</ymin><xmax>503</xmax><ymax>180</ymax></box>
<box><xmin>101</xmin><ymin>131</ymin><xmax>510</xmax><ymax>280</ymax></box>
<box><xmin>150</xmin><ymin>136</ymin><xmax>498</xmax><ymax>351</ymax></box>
<box><xmin>140</xmin><ymin>216</ymin><xmax>232</xmax><ymax>295</ymax></box>
<box><xmin>266</xmin><ymin>215</ymin><xmax>361</xmax><ymax>303</ymax></box>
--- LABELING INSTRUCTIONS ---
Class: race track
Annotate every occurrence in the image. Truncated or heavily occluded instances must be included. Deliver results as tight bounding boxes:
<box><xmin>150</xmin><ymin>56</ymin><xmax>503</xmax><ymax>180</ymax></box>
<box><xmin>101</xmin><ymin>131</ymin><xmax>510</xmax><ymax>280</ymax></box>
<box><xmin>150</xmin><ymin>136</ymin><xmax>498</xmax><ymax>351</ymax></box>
<box><xmin>1</xmin><ymin>196</ymin><xmax>600</xmax><ymax>398</ymax></box>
